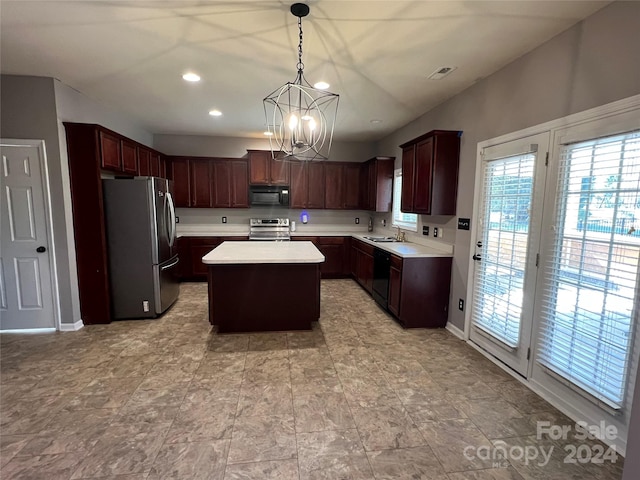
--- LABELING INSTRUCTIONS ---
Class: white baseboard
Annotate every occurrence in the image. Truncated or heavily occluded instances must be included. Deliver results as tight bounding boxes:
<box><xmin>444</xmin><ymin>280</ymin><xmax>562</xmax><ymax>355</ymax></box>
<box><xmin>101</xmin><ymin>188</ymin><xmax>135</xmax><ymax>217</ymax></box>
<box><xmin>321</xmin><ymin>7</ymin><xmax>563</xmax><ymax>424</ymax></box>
<box><xmin>445</xmin><ymin>322</ymin><xmax>465</xmax><ymax>340</ymax></box>
<box><xmin>467</xmin><ymin>339</ymin><xmax>628</xmax><ymax>456</ymax></box>
<box><xmin>59</xmin><ymin>319</ymin><xmax>84</xmax><ymax>331</ymax></box>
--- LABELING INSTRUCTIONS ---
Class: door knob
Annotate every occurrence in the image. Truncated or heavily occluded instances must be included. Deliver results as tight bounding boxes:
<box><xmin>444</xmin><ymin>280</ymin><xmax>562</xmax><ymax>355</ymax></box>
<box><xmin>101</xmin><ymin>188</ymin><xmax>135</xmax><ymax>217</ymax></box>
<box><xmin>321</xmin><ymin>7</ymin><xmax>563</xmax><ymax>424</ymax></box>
<box><xmin>36</xmin><ymin>246</ymin><xmax>46</xmax><ymax>253</ymax></box>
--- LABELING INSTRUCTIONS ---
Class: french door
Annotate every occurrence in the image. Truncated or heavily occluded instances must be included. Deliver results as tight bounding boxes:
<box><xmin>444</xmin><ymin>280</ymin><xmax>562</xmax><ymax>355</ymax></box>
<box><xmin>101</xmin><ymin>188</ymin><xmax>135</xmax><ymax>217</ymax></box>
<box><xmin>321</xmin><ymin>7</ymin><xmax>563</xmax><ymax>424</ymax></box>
<box><xmin>469</xmin><ymin>133</ymin><xmax>549</xmax><ymax>377</ymax></box>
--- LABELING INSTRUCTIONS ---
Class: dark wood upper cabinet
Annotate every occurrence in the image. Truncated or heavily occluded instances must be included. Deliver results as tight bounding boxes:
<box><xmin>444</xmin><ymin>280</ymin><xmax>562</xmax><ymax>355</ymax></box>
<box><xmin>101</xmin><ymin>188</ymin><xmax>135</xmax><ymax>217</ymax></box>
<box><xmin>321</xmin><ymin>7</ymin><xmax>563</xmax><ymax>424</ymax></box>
<box><xmin>150</xmin><ymin>152</ymin><xmax>161</xmax><ymax>177</ymax></box>
<box><xmin>290</xmin><ymin>161</ymin><xmax>307</xmax><ymax>208</ymax></box>
<box><xmin>343</xmin><ymin>163</ymin><xmax>361</xmax><ymax>209</ymax></box>
<box><xmin>400</xmin><ymin>130</ymin><xmax>461</xmax><ymax>215</ymax></box>
<box><xmin>324</xmin><ymin>163</ymin><xmax>344</xmax><ymax>209</ymax></box>
<box><xmin>291</xmin><ymin>161</ymin><xmax>325</xmax><ymax>209</ymax></box>
<box><xmin>160</xmin><ymin>156</ymin><xmax>169</xmax><ymax>179</ymax></box>
<box><xmin>190</xmin><ymin>159</ymin><xmax>213</xmax><ymax>207</ymax></box>
<box><xmin>121</xmin><ymin>140</ymin><xmax>138</xmax><ymax>175</ymax></box>
<box><xmin>214</xmin><ymin>159</ymin><xmax>249</xmax><ymax>208</ymax></box>
<box><xmin>307</xmin><ymin>162</ymin><xmax>325</xmax><ymax>208</ymax></box>
<box><xmin>248</xmin><ymin>150</ymin><xmax>289</xmax><ymax>185</ymax></box>
<box><xmin>138</xmin><ymin>147</ymin><xmax>151</xmax><ymax>176</ymax></box>
<box><xmin>401</xmin><ymin>145</ymin><xmax>416</xmax><ymax>213</ymax></box>
<box><xmin>99</xmin><ymin>130</ymin><xmax>121</xmax><ymax>171</ymax></box>
<box><xmin>169</xmin><ymin>156</ymin><xmax>248</xmax><ymax>209</ymax></box>
<box><xmin>170</xmin><ymin>157</ymin><xmax>191</xmax><ymax>207</ymax></box>
<box><xmin>366</xmin><ymin>157</ymin><xmax>394</xmax><ymax>212</ymax></box>
<box><xmin>213</xmin><ymin>160</ymin><xmax>231</xmax><ymax>208</ymax></box>
<box><xmin>230</xmin><ymin>160</ymin><xmax>249</xmax><ymax>208</ymax></box>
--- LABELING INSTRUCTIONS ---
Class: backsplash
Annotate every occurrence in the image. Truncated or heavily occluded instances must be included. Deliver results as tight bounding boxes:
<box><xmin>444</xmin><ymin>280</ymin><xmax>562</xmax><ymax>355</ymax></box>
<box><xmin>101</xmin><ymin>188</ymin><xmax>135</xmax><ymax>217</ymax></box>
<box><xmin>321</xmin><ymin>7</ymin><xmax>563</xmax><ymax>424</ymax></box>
<box><xmin>176</xmin><ymin>207</ymin><xmax>371</xmax><ymax>233</ymax></box>
<box><xmin>176</xmin><ymin>207</ymin><xmax>455</xmax><ymax>251</ymax></box>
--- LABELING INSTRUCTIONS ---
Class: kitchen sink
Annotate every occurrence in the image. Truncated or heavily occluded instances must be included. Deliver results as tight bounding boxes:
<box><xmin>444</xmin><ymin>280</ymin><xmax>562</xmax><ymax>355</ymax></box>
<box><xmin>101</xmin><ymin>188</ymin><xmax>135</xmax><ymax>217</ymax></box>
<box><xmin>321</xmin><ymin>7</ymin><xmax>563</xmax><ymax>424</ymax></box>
<box><xmin>363</xmin><ymin>236</ymin><xmax>400</xmax><ymax>243</ymax></box>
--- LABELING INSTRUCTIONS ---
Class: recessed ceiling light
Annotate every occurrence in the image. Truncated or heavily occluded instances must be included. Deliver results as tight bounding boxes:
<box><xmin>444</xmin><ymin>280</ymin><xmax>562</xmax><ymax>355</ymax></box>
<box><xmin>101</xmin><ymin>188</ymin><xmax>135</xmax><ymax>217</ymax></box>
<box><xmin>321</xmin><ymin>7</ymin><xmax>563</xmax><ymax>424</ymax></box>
<box><xmin>314</xmin><ymin>81</ymin><xmax>330</xmax><ymax>90</ymax></box>
<box><xmin>182</xmin><ymin>72</ymin><xmax>201</xmax><ymax>82</ymax></box>
<box><xmin>209</xmin><ymin>110</ymin><xmax>222</xmax><ymax>117</ymax></box>
<box><xmin>370</xmin><ymin>119</ymin><xmax>382</xmax><ymax>124</ymax></box>
<box><xmin>264</xmin><ymin>131</ymin><xmax>273</xmax><ymax>136</ymax></box>
<box><xmin>427</xmin><ymin>66</ymin><xmax>457</xmax><ymax>80</ymax></box>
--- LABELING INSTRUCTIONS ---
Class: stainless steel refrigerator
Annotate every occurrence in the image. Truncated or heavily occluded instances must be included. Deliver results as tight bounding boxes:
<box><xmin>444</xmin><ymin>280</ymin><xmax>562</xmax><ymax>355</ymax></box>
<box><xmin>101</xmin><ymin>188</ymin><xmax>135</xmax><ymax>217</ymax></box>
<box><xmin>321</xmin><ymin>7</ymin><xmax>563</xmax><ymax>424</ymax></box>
<box><xmin>102</xmin><ymin>177</ymin><xmax>180</xmax><ymax>319</ymax></box>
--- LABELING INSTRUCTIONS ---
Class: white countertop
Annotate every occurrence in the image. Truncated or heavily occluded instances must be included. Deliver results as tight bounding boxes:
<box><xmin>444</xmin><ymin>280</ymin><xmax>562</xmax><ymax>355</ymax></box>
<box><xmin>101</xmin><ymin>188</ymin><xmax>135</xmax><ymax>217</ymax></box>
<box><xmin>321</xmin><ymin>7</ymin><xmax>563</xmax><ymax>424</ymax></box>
<box><xmin>179</xmin><ymin>225</ymin><xmax>453</xmax><ymax>259</ymax></box>
<box><xmin>202</xmin><ymin>241</ymin><xmax>325</xmax><ymax>265</ymax></box>
<box><xmin>351</xmin><ymin>234</ymin><xmax>453</xmax><ymax>258</ymax></box>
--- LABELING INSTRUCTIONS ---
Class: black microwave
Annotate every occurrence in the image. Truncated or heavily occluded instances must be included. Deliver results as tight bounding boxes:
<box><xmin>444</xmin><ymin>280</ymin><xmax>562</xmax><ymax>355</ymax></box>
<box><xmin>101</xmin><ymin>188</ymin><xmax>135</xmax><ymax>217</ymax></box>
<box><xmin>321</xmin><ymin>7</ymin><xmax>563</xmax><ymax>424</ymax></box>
<box><xmin>249</xmin><ymin>185</ymin><xmax>290</xmax><ymax>207</ymax></box>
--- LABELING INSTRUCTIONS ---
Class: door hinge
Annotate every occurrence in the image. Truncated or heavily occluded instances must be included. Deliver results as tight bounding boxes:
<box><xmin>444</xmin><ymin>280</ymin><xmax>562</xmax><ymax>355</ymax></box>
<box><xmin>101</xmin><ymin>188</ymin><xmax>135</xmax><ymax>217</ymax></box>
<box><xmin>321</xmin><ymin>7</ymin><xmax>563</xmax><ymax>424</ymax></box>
<box><xmin>535</xmin><ymin>253</ymin><xmax>540</xmax><ymax>267</ymax></box>
<box><xmin>527</xmin><ymin>348</ymin><xmax>531</xmax><ymax>360</ymax></box>
<box><xmin>545</xmin><ymin>152</ymin><xmax>549</xmax><ymax>166</ymax></box>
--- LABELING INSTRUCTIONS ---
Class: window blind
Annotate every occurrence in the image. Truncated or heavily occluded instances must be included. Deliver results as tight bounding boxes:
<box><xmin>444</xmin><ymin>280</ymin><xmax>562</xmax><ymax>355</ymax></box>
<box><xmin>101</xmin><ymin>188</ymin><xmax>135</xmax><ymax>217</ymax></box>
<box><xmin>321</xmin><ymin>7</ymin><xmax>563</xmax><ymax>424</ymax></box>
<box><xmin>393</xmin><ymin>169</ymin><xmax>417</xmax><ymax>230</ymax></box>
<box><xmin>537</xmin><ymin>130</ymin><xmax>640</xmax><ymax>409</ymax></box>
<box><xmin>472</xmin><ymin>152</ymin><xmax>535</xmax><ymax>348</ymax></box>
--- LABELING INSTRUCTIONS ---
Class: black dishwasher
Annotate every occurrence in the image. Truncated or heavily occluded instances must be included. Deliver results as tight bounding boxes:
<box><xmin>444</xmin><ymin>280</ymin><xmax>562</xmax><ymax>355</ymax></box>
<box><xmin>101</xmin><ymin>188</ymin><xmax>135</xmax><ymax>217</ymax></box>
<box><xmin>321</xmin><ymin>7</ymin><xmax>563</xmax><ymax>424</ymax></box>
<box><xmin>372</xmin><ymin>247</ymin><xmax>391</xmax><ymax>309</ymax></box>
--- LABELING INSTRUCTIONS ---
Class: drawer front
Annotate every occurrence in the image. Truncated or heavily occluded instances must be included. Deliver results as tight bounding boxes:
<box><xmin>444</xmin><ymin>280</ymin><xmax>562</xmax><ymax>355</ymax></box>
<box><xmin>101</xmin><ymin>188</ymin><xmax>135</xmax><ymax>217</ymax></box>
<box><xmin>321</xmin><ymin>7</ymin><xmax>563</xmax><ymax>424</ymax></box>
<box><xmin>390</xmin><ymin>254</ymin><xmax>403</xmax><ymax>270</ymax></box>
<box><xmin>188</xmin><ymin>237</ymin><xmax>221</xmax><ymax>246</ymax></box>
<box><xmin>357</xmin><ymin>240</ymin><xmax>374</xmax><ymax>256</ymax></box>
<box><xmin>318</xmin><ymin>236</ymin><xmax>345</xmax><ymax>246</ymax></box>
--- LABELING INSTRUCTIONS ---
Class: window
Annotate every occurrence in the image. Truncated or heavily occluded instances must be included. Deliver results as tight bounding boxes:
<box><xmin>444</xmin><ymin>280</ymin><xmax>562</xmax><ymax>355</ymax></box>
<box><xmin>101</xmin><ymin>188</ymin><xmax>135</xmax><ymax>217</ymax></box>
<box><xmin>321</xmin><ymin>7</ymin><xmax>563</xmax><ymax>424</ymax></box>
<box><xmin>392</xmin><ymin>169</ymin><xmax>417</xmax><ymax>231</ymax></box>
<box><xmin>537</xmin><ymin>130</ymin><xmax>640</xmax><ymax>408</ymax></box>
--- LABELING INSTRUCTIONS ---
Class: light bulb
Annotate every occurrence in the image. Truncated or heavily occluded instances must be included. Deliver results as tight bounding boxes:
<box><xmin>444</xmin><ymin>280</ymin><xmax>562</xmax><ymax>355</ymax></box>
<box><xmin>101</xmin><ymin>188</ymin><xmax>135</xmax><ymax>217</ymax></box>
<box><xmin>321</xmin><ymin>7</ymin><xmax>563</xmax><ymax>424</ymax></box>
<box><xmin>288</xmin><ymin>114</ymin><xmax>299</xmax><ymax>130</ymax></box>
<box><xmin>308</xmin><ymin>118</ymin><xmax>316</xmax><ymax>131</ymax></box>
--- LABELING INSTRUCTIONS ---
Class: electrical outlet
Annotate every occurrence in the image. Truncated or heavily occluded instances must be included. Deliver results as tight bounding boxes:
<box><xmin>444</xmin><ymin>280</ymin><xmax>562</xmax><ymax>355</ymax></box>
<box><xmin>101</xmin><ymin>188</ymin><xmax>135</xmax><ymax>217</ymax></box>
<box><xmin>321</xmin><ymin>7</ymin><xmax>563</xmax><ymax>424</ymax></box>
<box><xmin>458</xmin><ymin>299</ymin><xmax>464</xmax><ymax>311</ymax></box>
<box><xmin>143</xmin><ymin>300</ymin><xmax>150</xmax><ymax>312</ymax></box>
<box><xmin>222</xmin><ymin>216</ymin><xmax>227</xmax><ymax>223</ymax></box>
<box><xmin>422</xmin><ymin>225</ymin><xmax>429</xmax><ymax>236</ymax></box>
<box><xmin>433</xmin><ymin>227</ymin><xmax>439</xmax><ymax>237</ymax></box>
<box><xmin>175</xmin><ymin>216</ymin><xmax>179</xmax><ymax>223</ymax></box>
<box><xmin>355</xmin><ymin>217</ymin><xmax>360</xmax><ymax>224</ymax></box>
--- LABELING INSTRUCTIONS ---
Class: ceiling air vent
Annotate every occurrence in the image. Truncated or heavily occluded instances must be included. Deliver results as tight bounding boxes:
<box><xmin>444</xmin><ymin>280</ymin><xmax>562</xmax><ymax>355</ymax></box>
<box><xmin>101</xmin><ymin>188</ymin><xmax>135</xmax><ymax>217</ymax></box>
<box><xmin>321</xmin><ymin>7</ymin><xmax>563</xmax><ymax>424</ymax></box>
<box><xmin>428</xmin><ymin>66</ymin><xmax>457</xmax><ymax>80</ymax></box>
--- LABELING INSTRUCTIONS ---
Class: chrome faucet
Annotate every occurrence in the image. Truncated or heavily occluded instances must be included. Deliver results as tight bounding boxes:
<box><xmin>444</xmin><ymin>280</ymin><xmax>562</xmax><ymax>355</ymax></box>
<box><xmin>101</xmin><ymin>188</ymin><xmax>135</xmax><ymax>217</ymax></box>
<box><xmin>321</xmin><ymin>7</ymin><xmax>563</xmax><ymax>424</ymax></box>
<box><xmin>395</xmin><ymin>227</ymin><xmax>405</xmax><ymax>242</ymax></box>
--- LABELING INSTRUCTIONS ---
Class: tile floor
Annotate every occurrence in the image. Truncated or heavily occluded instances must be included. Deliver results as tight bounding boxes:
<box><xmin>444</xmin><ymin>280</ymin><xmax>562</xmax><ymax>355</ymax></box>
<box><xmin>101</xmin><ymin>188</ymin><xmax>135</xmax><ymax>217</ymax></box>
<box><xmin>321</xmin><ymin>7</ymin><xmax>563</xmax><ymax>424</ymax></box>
<box><xmin>0</xmin><ymin>280</ymin><xmax>625</xmax><ymax>479</ymax></box>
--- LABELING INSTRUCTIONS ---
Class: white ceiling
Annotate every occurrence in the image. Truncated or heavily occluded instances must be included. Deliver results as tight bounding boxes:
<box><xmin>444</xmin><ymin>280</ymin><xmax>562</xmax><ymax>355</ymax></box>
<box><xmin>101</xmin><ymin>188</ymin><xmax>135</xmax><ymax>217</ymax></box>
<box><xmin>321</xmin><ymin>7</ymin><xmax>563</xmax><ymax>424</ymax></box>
<box><xmin>0</xmin><ymin>1</ymin><xmax>609</xmax><ymax>142</ymax></box>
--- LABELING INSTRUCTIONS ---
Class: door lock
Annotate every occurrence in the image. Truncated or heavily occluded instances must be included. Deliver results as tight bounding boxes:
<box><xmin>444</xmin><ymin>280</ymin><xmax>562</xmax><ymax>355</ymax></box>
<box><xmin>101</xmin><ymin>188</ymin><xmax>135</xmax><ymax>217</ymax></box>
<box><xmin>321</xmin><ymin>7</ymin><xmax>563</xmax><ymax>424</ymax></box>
<box><xmin>36</xmin><ymin>246</ymin><xmax>46</xmax><ymax>253</ymax></box>
<box><xmin>472</xmin><ymin>254</ymin><xmax>482</xmax><ymax>261</ymax></box>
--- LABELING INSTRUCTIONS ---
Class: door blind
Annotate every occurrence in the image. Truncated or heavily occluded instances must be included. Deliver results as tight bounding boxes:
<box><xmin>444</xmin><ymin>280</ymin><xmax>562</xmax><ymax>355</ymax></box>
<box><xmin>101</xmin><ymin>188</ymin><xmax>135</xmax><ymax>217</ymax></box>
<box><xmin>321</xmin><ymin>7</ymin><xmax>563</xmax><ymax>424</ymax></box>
<box><xmin>537</xmin><ymin>130</ymin><xmax>640</xmax><ymax>409</ymax></box>
<box><xmin>472</xmin><ymin>152</ymin><xmax>535</xmax><ymax>347</ymax></box>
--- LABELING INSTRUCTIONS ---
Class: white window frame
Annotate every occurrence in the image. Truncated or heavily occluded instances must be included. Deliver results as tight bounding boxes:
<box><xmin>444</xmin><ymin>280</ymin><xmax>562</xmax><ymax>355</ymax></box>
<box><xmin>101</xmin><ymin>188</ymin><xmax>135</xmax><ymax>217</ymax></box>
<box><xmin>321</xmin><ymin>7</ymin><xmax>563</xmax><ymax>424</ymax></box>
<box><xmin>466</xmin><ymin>94</ymin><xmax>640</xmax><ymax>455</ymax></box>
<box><xmin>392</xmin><ymin>168</ymin><xmax>418</xmax><ymax>231</ymax></box>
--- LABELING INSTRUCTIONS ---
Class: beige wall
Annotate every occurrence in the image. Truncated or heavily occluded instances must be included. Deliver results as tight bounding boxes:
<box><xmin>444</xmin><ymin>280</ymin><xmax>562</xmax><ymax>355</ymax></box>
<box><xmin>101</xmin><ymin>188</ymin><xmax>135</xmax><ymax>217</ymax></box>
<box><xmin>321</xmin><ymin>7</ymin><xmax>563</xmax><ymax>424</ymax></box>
<box><xmin>153</xmin><ymin>133</ymin><xmax>375</xmax><ymax>162</ymax></box>
<box><xmin>375</xmin><ymin>0</ymin><xmax>640</xmax><ymax>332</ymax></box>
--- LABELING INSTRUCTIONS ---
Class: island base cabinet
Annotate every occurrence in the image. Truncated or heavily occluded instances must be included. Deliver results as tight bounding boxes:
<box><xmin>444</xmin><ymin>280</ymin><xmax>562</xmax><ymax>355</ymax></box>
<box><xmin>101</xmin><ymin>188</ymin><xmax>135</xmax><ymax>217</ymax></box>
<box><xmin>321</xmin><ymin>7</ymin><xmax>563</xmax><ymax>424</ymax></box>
<box><xmin>208</xmin><ymin>263</ymin><xmax>320</xmax><ymax>332</ymax></box>
<box><xmin>394</xmin><ymin>256</ymin><xmax>452</xmax><ymax>328</ymax></box>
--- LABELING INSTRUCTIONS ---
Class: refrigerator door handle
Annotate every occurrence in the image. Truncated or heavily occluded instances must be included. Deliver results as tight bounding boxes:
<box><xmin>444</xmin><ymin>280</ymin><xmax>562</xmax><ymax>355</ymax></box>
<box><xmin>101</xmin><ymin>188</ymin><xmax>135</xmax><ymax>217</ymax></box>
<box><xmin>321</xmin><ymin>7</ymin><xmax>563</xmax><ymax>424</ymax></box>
<box><xmin>161</xmin><ymin>257</ymin><xmax>180</xmax><ymax>270</ymax></box>
<box><xmin>166</xmin><ymin>191</ymin><xmax>176</xmax><ymax>248</ymax></box>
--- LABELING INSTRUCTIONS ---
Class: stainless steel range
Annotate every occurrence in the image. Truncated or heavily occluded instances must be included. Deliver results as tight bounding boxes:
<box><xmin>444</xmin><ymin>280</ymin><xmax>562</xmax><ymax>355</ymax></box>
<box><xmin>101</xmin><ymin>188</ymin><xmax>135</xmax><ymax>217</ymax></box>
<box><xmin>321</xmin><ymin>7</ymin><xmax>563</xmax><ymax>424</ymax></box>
<box><xmin>249</xmin><ymin>218</ymin><xmax>291</xmax><ymax>241</ymax></box>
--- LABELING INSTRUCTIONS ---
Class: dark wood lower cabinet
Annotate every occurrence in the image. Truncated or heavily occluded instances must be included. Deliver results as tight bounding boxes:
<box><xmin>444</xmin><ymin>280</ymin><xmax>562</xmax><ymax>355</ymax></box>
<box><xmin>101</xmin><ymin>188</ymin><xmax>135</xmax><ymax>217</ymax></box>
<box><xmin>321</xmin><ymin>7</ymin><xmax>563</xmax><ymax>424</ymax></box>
<box><xmin>208</xmin><ymin>263</ymin><xmax>319</xmax><ymax>332</ymax></box>
<box><xmin>292</xmin><ymin>236</ymin><xmax>350</xmax><ymax>279</ymax></box>
<box><xmin>351</xmin><ymin>238</ymin><xmax>452</xmax><ymax>328</ymax></box>
<box><xmin>388</xmin><ymin>256</ymin><xmax>402</xmax><ymax>317</ymax></box>
<box><xmin>390</xmin><ymin>255</ymin><xmax>452</xmax><ymax>328</ymax></box>
<box><xmin>351</xmin><ymin>239</ymin><xmax>374</xmax><ymax>293</ymax></box>
<box><xmin>178</xmin><ymin>236</ymin><xmax>247</xmax><ymax>281</ymax></box>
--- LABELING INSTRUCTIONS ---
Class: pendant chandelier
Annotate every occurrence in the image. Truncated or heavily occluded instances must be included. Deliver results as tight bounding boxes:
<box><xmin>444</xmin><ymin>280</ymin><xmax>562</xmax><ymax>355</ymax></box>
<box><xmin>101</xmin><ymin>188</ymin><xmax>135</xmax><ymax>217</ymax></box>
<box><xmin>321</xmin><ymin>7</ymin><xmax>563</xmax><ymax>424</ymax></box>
<box><xmin>263</xmin><ymin>2</ymin><xmax>339</xmax><ymax>161</ymax></box>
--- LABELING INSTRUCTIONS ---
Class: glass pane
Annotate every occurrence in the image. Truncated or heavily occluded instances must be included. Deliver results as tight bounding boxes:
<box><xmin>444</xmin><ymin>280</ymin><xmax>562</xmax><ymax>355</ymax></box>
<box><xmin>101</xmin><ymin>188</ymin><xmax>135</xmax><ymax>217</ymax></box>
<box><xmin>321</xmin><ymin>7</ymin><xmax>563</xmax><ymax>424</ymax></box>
<box><xmin>539</xmin><ymin>132</ymin><xmax>640</xmax><ymax>407</ymax></box>
<box><xmin>472</xmin><ymin>153</ymin><xmax>535</xmax><ymax>347</ymax></box>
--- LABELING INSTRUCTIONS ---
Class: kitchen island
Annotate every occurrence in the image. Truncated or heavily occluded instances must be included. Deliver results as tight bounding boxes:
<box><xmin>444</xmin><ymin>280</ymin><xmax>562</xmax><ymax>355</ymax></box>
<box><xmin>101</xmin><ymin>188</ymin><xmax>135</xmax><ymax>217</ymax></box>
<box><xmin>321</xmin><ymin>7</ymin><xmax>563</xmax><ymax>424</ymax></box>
<box><xmin>202</xmin><ymin>241</ymin><xmax>325</xmax><ymax>333</ymax></box>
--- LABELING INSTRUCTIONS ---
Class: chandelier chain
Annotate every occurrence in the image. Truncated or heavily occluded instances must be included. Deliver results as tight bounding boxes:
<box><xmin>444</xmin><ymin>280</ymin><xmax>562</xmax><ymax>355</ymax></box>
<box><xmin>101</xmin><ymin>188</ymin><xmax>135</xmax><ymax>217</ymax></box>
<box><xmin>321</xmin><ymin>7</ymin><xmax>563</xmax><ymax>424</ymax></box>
<box><xmin>297</xmin><ymin>16</ymin><xmax>304</xmax><ymax>73</ymax></box>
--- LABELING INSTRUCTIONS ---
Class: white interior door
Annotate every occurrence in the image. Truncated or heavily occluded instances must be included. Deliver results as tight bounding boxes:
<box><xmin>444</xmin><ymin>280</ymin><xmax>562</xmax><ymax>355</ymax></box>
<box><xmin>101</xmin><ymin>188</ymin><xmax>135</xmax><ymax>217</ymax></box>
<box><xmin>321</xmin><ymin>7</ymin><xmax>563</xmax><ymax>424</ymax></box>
<box><xmin>469</xmin><ymin>133</ymin><xmax>549</xmax><ymax>376</ymax></box>
<box><xmin>0</xmin><ymin>140</ymin><xmax>55</xmax><ymax>330</ymax></box>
